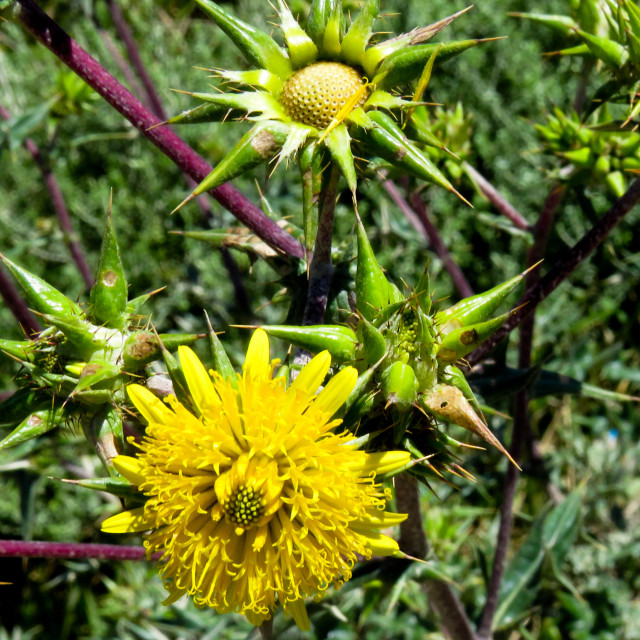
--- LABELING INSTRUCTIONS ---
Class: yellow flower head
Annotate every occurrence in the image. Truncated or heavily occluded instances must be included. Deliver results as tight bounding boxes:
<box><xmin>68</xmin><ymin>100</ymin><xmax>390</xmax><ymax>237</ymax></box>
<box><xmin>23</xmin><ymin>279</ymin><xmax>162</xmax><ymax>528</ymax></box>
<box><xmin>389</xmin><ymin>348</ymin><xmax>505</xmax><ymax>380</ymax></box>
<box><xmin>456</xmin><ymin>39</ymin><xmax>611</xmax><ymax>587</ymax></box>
<box><xmin>102</xmin><ymin>329</ymin><xmax>409</xmax><ymax>629</ymax></box>
<box><xmin>170</xmin><ymin>0</ymin><xmax>484</xmax><ymax>210</ymax></box>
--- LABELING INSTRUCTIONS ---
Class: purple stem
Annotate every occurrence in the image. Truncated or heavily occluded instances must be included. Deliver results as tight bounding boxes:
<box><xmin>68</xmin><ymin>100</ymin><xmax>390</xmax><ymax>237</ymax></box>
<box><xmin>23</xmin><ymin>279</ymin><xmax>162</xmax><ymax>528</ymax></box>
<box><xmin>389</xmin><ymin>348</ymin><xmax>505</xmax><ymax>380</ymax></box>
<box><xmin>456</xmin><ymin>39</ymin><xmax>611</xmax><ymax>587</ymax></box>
<box><xmin>0</xmin><ymin>266</ymin><xmax>42</xmax><ymax>336</ymax></box>
<box><xmin>476</xmin><ymin>184</ymin><xmax>564</xmax><ymax>639</ymax></box>
<box><xmin>100</xmin><ymin>1</ymin><xmax>251</xmax><ymax>311</ymax></box>
<box><xmin>106</xmin><ymin>0</ymin><xmax>166</xmax><ymax>120</ymax></box>
<box><xmin>409</xmin><ymin>189</ymin><xmax>475</xmax><ymax>299</ymax></box>
<box><xmin>12</xmin><ymin>0</ymin><xmax>304</xmax><ymax>260</ymax></box>
<box><xmin>0</xmin><ymin>539</ymin><xmax>156</xmax><ymax>561</ymax></box>
<box><xmin>382</xmin><ymin>179</ymin><xmax>474</xmax><ymax>298</ymax></box>
<box><xmin>302</xmin><ymin>166</ymin><xmax>340</xmax><ymax>326</ymax></box>
<box><xmin>467</xmin><ymin>177</ymin><xmax>640</xmax><ymax>366</ymax></box>
<box><xmin>0</xmin><ymin>106</ymin><xmax>94</xmax><ymax>289</ymax></box>
<box><xmin>463</xmin><ymin>162</ymin><xmax>532</xmax><ymax>231</ymax></box>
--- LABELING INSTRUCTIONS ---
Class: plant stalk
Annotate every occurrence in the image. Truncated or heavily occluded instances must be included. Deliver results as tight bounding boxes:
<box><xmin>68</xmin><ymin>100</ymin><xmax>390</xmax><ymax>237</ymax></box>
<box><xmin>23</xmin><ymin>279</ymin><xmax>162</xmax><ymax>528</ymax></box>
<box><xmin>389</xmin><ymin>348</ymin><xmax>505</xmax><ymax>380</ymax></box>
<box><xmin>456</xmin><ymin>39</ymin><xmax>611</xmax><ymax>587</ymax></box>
<box><xmin>0</xmin><ymin>539</ymin><xmax>152</xmax><ymax>560</ymax></box>
<box><xmin>467</xmin><ymin>177</ymin><xmax>640</xmax><ymax>366</ymax></box>
<box><xmin>11</xmin><ymin>0</ymin><xmax>304</xmax><ymax>260</ymax></box>
<box><xmin>395</xmin><ymin>474</ymin><xmax>477</xmax><ymax>640</ymax></box>
<box><xmin>476</xmin><ymin>184</ymin><xmax>564</xmax><ymax>639</ymax></box>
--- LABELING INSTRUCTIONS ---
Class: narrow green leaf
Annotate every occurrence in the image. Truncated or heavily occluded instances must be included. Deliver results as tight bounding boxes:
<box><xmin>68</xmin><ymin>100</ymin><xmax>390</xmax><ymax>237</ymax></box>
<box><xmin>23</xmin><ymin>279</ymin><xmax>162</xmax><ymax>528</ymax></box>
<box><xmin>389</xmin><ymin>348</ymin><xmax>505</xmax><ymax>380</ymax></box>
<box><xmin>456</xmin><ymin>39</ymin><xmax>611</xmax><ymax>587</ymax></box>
<box><xmin>436</xmin><ymin>310</ymin><xmax>514</xmax><ymax>362</ymax></box>
<box><xmin>187</xmin><ymin>123</ymin><xmax>289</xmax><ymax>199</ymax></box>
<box><xmin>362</xmin><ymin>110</ymin><xmax>465</xmax><ymax>200</ymax></box>
<box><xmin>325</xmin><ymin>124</ymin><xmax>357</xmax><ymax>194</ymax></box>
<box><xmin>434</xmin><ymin>268</ymin><xmax>529</xmax><ymax>330</ymax></box>
<box><xmin>355</xmin><ymin>218</ymin><xmax>403</xmax><ymax>321</ymax></box>
<box><xmin>374</xmin><ymin>39</ymin><xmax>496</xmax><ymax>89</ymax></box>
<box><xmin>341</xmin><ymin>0</ymin><xmax>379</xmax><ymax>67</ymax></box>
<box><xmin>577</xmin><ymin>29</ymin><xmax>628</xmax><ymax>68</ymax></box>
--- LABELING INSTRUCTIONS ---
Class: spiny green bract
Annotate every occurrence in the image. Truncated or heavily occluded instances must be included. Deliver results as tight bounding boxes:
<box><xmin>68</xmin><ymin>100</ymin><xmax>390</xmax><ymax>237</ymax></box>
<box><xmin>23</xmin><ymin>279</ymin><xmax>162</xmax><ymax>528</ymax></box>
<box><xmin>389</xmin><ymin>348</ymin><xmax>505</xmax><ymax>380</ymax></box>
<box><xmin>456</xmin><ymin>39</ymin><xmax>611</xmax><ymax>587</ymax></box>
<box><xmin>260</xmin><ymin>220</ymin><xmax>528</xmax><ymax>479</ymax></box>
<box><xmin>0</xmin><ymin>213</ymin><xmax>201</xmax><ymax>469</ymax></box>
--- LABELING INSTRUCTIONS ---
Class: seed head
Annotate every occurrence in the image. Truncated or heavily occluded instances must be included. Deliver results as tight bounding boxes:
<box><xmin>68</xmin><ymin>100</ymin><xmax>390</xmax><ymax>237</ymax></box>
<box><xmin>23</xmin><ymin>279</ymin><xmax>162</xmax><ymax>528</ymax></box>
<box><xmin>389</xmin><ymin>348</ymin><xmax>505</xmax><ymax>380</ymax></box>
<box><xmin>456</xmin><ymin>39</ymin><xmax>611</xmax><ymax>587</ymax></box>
<box><xmin>280</xmin><ymin>62</ymin><xmax>369</xmax><ymax>129</ymax></box>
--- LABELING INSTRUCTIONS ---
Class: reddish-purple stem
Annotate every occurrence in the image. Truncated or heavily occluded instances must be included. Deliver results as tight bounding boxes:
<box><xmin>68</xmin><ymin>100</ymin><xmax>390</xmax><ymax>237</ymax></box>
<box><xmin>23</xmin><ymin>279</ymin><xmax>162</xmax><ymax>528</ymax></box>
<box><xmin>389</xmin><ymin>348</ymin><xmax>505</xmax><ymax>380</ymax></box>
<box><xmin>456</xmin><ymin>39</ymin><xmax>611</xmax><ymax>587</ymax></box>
<box><xmin>0</xmin><ymin>267</ymin><xmax>42</xmax><ymax>336</ymax></box>
<box><xmin>409</xmin><ymin>189</ymin><xmax>475</xmax><ymax>298</ymax></box>
<box><xmin>1</xmin><ymin>105</ymin><xmax>94</xmax><ymax>289</ymax></box>
<box><xmin>106</xmin><ymin>0</ymin><xmax>166</xmax><ymax>119</ymax></box>
<box><xmin>463</xmin><ymin>162</ymin><xmax>532</xmax><ymax>231</ymax></box>
<box><xmin>382</xmin><ymin>180</ymin><xmax>474</xmax><ymax>298</ymax></box>
<box><xmin>12</xmin><ymin>0</ymin><xmax>304</xmax><ymax>260</ymax></box>
<box><xmin>0</xmin><ymin>539</ymin><xmax>156</xmax><ymax>561</ymax></box>
<box><xmin>468</xmin><ymin>177</ymin><xmax>640</xmax><ymax>366</ymax></box>
<box><xmin>477</xmin><ymin>184</ymin><xmax>564</xmax><ymax>639</ymax></box>
<box><xmin>100</xmin><ymin>0</ymin><xmax>251</xmax><ymax>310</ymax></box>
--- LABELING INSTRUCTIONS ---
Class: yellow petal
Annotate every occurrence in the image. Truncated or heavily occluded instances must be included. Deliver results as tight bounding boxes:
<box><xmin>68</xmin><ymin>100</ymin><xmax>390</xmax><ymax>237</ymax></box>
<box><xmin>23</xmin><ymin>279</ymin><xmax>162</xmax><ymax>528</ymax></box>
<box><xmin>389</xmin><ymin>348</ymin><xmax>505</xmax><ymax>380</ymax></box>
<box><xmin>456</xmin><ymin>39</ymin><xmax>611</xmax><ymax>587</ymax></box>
<box><xmin>178</xmin><ymin>346</ymin><xmax>217</xmax><ymax>415</ymax></box>
<box><xmin>288</xmin><ymin>350</ymin><xmax>331</xmax><ymax>397</ymax></box>
<box><xmin>127</xmin><ymin>384</ymin><xmax>172</xmax><ymax>425</ymax></box>
<box><xmin>162</xmin><ymin>588</ymin><xmax>186</xmax><ymax>606</ymax></box>
<box><xmin>356</xmin><ymin>530</ymin><xmax>400</xmax><ymax>557</ymax></box>
<box><xmin>286</xmin><ymin>598</ymin><xmax>310</xmax><ymax>631</ymax></box>
<box><xmin>101</xmin><ymin>507</ymin><xmax>149</xmax><ymax>533</ymax></box>
<box><xmin>243</xmin><ymin>329</ymin><xmax>270</xmax><ymax>381</ymax></box>
<box><xmin>312</xmin><ymin>366</ymin><xmax>358</xmax><ymax>416</ymax></box>
<box><xmin>345</xmin><ymin>451</ymin><xmax>411</xmax><ymax>476</ymax></box>
<box><xmin>113</xmin><ymin>455</ymin><xmax>145</xmax><ymax>486</ymax></box>
<box><xmin>351</xmin><ymin>510</ymin><xmax>408</xmax><ymax>531</ymax></box>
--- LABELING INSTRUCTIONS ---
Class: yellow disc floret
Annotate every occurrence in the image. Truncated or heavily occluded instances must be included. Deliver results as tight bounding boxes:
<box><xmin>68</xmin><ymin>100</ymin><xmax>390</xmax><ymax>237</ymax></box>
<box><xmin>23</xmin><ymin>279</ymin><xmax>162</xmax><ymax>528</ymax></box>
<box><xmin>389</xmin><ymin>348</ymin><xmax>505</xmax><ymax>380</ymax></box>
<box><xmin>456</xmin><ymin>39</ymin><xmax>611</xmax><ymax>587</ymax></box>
<box><xmin>280</xmin><ymin>62</ymin><xmax>369</xmax><ymax>129</ymax></box>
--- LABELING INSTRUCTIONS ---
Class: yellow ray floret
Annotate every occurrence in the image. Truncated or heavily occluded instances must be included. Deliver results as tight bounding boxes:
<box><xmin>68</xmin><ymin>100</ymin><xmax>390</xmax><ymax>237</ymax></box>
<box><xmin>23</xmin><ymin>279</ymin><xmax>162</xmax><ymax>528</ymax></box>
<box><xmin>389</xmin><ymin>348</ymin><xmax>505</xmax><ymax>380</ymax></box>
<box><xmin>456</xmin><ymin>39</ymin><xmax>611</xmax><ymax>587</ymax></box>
<box><xmin>104</xmin><ymin>329</ymin><xmax>407</xmax><ymax>629</ymax></box>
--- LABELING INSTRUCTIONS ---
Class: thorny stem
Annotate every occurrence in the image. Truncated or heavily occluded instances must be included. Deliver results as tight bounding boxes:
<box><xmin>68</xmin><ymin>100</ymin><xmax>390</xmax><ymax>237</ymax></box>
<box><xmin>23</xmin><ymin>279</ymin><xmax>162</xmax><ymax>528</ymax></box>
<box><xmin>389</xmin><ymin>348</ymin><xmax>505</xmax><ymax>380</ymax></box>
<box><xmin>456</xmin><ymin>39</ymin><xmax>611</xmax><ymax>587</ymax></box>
<box><xmin>467</xmin><ymin>176</ymin><xmax>640</xmax><ymax>366</ymax></box>
<box><xmin>463</xmin><ymin>163</ymin><xmax>532</xmax><ymax>231</ymax></box>
<box><xmin>476</xmin><ymin>184</ymin><xmax>564</xmax><ymax>639</ymax></box>
<box><xmin>0</xmin><ymin>267</ymin><xmax>42</xmax><ymax>336</ymax></box>
<box><xmin>12</xmin><ymin>0</ymin><xmax>304</xmax><ymax>260</ymax></box>
<box><xmin>395</xmin><ymin>475</ymin><xmax>477</xmax><ymax>640</ymax></box>
<box><xmin>0</xmin><ymin>105</ymin><xmax>94</xmax><ymax>290</ymax></box>
<box><xmin>0</xmin><ymin>539</ymin><xmax>152</xmax><ymax>561</ymax></box>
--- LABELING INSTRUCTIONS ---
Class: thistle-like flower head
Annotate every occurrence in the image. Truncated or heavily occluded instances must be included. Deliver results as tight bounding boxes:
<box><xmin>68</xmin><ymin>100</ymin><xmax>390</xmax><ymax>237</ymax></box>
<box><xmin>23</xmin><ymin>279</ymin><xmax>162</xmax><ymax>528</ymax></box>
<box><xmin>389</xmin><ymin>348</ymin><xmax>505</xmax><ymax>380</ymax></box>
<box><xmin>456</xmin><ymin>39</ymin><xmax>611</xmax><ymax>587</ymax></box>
<box><xmin>102</xmin><ymin>329</ymin><xmax>410</xmax><ymax>629</ymax></box>
<box><xmin>171</xmin><ymin>0</ymin><xmax>490</xmax><ymax>210</ymax></box>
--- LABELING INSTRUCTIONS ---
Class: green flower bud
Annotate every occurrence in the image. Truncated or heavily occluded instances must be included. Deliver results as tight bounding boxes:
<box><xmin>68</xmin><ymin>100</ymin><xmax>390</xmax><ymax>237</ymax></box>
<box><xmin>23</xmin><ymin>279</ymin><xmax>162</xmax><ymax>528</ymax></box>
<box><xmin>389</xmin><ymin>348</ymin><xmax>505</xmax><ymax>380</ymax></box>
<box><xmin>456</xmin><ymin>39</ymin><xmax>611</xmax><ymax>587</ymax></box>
<box><xmin>381</xmin><ymin>361</ymin><xmax>418</xmax><ymax>410</ymax></box>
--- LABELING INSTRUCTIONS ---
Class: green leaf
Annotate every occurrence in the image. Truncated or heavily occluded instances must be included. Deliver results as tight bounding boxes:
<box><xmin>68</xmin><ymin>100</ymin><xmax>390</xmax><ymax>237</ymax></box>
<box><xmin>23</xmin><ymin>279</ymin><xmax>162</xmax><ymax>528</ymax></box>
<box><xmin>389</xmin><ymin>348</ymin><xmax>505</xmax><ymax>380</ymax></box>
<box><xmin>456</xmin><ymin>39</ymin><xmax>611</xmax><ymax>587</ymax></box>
<box><xmin>260</xmin><ymin>324</ymin><xmax>357</xmax><ymax>361</ymax></box>
<box><xmin>0</xmin><ymin>95</ymin><xmax>59</xmax><ymax>151</ymax></box>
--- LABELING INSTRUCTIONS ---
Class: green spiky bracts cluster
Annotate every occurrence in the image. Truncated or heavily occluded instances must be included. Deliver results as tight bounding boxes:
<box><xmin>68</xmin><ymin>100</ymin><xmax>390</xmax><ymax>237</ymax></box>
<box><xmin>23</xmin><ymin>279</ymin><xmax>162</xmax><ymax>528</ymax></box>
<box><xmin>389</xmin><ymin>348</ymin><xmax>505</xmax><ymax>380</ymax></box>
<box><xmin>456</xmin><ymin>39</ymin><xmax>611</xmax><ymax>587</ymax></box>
<box><xmin>260</xmin><ymin>221</ymin><xmax>526</xmax><ymax>480</ymax></box>
<box><xmin>0</xmin><ymin>214</ymin><xmax>201</xmax><ymax>468</ymax></box>
<box><xmin>536</xmin><ymin>105</ymin><xmax>640</xmax><ymax>199</ymax></box>
<box><xmin>170</xmin><ymin>0</ymin><xmax>495</xmax><ymax>222</ymax></box>
<box><xmin>513</xmin><ymin>1</ymin><xmax>640</xmax><ymax>123</ymax></box>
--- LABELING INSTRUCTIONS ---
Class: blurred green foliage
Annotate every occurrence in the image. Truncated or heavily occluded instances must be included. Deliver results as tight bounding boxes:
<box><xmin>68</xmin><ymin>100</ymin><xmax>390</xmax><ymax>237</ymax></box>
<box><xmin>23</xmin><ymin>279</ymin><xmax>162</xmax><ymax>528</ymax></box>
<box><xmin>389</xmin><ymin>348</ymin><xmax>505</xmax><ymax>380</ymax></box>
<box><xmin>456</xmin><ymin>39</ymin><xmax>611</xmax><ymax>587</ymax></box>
<box><xmin>0</xmin><ymin>0</ymin><xmax>638</xmax><ymax>638</ymax></box>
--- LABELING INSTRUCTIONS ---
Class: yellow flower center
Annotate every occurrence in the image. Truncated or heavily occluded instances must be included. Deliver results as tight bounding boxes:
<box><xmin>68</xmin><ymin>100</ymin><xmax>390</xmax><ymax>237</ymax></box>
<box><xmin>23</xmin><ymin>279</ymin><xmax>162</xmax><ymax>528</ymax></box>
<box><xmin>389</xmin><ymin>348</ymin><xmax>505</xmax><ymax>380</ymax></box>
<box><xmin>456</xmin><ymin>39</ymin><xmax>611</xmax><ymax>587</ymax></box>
<box><xmin>280</xmin><ymin>62</ymin><xmax>369</xmax><ymax>129</ymax></box>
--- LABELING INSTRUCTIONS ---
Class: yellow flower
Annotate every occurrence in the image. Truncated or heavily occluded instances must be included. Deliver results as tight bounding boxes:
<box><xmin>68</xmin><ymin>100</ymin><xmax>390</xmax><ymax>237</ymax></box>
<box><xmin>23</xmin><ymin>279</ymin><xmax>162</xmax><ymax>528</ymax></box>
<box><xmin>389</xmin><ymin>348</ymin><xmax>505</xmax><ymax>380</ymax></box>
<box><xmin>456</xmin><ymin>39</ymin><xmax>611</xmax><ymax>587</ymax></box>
<box><xmin>102</xmin><ymin>329</ymin><xmax>409</xmax><ymax>629</ymax></box>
